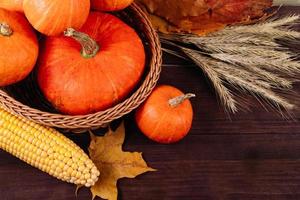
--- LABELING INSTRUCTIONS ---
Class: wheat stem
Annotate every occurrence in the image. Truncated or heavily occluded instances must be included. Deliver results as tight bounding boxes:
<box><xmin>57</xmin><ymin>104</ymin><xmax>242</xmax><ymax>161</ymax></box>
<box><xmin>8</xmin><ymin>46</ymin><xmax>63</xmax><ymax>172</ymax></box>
<box><xmin>160</xmin><ymin>15</ymin><xmax>300</xmax><ymax>113</ymax></box>
<box><xmin>182</xmin><ymin>48</ymin><xmax>238</xmax><ymax>113</ymax></box>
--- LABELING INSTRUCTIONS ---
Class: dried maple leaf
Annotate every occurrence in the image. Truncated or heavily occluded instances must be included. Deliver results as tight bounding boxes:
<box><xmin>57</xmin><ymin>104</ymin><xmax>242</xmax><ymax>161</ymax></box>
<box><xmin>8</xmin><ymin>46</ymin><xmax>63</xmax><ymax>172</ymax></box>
<box><xmin>137</xmin><ymin>0</ymin><xmax>273</xmax><ymax>35</ymax></box>
<box><xmin>88</xmin><ymin>122</ymin><xmax>155</xmax><ymax>200</ymax></box>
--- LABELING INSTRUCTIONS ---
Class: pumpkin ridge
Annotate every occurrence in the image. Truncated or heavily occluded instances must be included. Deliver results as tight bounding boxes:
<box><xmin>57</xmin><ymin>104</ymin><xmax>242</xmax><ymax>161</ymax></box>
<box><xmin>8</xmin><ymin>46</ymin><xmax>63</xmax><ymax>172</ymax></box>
<box><xmin>148</xmin><ymin>111</ymin><xmax>168</xmax><ymax>139</ymax></box>
<box><xmin>137</xmin><ymin>106</ymin><xmax>155</xmax><ymax>120</ymax></box>
<box><xmin>68</xmin><ymin>0</ymin><xmax>74</xmax><ymax>26</ymax></box>
<box><xmin>111</xmin><ymin>54</ymin><xmax>143</xmax><ymax>79</ymax></box>
<box><xmin>4</xmin><ymin>29</ymin><xmax>37</xmax><ymax>68</ymax></box>
<box><xmin>49</xmin><ymin>59</ymin><xmax>88</xmax><ymax>113</ymax></box>
<box><xmin>175</xmin><ymin>109</ymin><xmax>188</xmax><ymax>131</ymax></box>
<box><xmin>46</xmin><ymin>7</ymin><xmax>62</xmax><ymax>36</ymax></box>
<box><xmin>94</xmin><ymin>58</ymin><xmax>120</xmax><ymax>102</ymax></box>
<box><xmin>13</xmin><ymin>34</ymin><xmax>37</xmax><ymax>62</ymax></box>
<box><xmin>31</xmin><ymin>0</ymin><xmax>56</xmax><ymax>31</ymax></box>
<box><xmin>0</xmin><ymin>0</ymin><xmax>23</xmax><ymax>12</ymax></box>
<box><xmin>43</xmin><ymin>55</ymin><xmax>69</xmax><ymax>67</ymax></box>
<box><xmin>91</xmin><ymin>0</ymin><xmax>134</xmax><ymax>12</ymax></box>
<box><xmin>166</xmin><ymin>118</ymin><xmax>177</xmax><ymax>143</ymax></box>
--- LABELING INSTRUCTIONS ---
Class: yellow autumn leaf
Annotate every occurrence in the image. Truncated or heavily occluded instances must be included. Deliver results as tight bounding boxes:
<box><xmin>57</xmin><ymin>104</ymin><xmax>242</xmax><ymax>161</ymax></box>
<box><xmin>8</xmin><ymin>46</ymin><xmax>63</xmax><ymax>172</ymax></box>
<box><xmin>88</xmin><ymin>122</ymin><xmax>155</xmax><ymax>200</ymax></box>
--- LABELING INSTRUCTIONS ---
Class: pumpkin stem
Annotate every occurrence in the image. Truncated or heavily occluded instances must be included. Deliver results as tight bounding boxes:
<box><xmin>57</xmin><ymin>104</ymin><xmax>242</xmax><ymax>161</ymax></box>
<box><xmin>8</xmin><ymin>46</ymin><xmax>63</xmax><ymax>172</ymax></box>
<box><xmin>64</xmin><ymin>28</ymin><xmax>99</xmax><ymax>59</ymax></box>
<box><xmin>0</xmin><ymin>22</ymin><xmax>13</xmax><ymax>36</ymax></box>
<box><xmin>169</xmin><ymin>93</ymin><xmax>196</xmax><ymax>107</ymax></box>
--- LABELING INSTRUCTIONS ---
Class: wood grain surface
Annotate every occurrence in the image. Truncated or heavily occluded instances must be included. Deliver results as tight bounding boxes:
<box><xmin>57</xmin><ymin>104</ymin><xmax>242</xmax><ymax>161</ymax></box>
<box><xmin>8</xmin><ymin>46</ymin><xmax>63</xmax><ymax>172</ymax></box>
<box><xmin>1</xmin><ymin>6</ymin><xmax>300</xmax><ymax>200</ymax></box>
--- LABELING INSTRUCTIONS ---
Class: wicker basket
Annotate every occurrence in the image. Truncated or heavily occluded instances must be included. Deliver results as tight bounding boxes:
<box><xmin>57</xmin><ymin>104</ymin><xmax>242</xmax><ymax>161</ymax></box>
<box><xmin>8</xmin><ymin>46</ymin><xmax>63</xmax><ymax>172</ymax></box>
<box><xmin>0</xmin><ymin>3</ymin><xmax>162</xmax><ymax>132</ymax></box>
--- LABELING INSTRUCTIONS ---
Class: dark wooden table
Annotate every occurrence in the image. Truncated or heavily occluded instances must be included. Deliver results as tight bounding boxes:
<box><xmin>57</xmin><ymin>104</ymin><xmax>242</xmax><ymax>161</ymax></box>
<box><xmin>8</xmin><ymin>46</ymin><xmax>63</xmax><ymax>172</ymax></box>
<box><xmin>1</xmin><ymin>6</ymin><xmax>300</xmax><ymax>200</ymax></box>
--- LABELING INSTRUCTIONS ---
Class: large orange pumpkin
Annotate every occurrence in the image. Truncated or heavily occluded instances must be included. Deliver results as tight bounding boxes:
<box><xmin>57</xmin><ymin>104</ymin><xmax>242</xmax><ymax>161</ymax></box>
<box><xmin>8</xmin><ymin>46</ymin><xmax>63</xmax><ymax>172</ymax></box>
<box><xmin>0</xmin><ymin>8</ymin><xmax>38</xmax><ymax>86</ymax></box>
<box><xmin>91</xmin><ymin>0</ymin><xmax>134</xmax><ymax>11</ymax></box>
<box><xmin>37</xmin><ymin>12</ymin><xmax>145</xmax><ymax>115</ymax></box>
<box><xmin>0</xmin><ymin>0</ymin><xmax>23</xmax><ymax>12</ymax></box>
<box><xmin>135</xmin><ymin>85</ymin><xmax>195</xmax><ymax>144</ymax></box>
<box><xmin>23</xmin><ymin>0</ymin><xmax>90</xmax><ymax>36</ymax></box>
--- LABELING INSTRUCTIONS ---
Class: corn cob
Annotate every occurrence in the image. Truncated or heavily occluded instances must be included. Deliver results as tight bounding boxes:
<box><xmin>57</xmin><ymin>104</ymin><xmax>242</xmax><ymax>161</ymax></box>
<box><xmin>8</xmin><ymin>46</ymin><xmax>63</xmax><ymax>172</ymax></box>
<box><xmin>0</xmin><ymin>108</ymin><xmax>100</xmax><ymax>187</ymax></box>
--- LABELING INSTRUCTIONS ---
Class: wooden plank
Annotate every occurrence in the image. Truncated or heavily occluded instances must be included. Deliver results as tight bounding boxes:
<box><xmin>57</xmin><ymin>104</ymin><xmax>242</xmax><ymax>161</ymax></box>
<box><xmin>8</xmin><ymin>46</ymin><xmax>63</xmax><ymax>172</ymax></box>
<box><xmin>0</xmin><ymin>5</ymin><xmax>300</xmax><ymax>200</ymax></box>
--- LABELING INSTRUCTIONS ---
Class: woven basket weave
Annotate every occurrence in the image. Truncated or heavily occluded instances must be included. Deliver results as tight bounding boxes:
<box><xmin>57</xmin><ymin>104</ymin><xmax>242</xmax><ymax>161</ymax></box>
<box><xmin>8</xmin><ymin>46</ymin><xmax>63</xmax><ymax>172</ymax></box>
<box><xmin>0</xmin><ymin>3</ymin><xmax>162</xmax><ymax>132</ymax></box>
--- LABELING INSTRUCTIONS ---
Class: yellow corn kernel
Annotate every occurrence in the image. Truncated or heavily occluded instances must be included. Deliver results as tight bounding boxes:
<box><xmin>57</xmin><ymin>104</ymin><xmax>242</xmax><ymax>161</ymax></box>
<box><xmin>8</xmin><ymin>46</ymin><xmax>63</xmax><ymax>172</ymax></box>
<box><xmin>0</xmin><ymin>108</ymin><xmax>99</xmax><ymax>187</ymax></box>
<box><xmin>71</xmin><ymin>170</ymin><xmax>77</xmax><ymax>177</ymax></box>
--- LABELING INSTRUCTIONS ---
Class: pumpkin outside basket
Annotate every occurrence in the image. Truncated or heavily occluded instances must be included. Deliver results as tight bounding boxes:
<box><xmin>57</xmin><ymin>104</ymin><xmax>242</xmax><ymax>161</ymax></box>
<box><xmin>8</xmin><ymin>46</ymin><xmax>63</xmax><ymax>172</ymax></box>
<box><xmin>0</xmin><ymin>3</ymin><xmax>162</xmax><ymax>132</ymax></box>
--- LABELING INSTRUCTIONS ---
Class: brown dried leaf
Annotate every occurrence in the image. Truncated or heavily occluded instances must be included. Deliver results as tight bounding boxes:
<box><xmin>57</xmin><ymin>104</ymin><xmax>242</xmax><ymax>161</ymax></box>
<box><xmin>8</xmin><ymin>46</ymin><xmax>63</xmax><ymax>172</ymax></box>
<box><xmin>88</xmin><ymin>122</ymin><xmax>155</xmax><ymax>200</ymax></box>
<box><xmin>137</xmin><ymin>0</ymin><xmax>273</xmax><ymax>35</ymax></box>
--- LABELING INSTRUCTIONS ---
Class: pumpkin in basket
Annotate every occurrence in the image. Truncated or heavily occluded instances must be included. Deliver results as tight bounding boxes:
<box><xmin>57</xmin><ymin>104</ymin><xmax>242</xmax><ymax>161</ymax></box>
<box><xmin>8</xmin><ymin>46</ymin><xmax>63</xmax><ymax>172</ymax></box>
<box><xmin>23</xmin><ymin>0</ymin><xmax>90</xmax><ymax>36</ymax></box>
<box><xmin>37</xmin><ymin>12</ymin><xmax>145</xmax><ymax>115</ymax></box>
<box><xmin>0</xmin><ymin>8</ymin><xmax>38</xmax><ymax>86</ymax></box>
<box><xmin>0</xmin><ymin>0</ymin><xmax>23</xmax><ymax>12</ymax></box>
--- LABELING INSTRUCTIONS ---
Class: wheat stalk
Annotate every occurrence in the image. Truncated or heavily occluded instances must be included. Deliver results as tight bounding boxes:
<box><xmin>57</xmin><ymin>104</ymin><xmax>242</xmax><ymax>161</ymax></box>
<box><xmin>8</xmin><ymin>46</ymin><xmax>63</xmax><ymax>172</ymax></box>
<box><xmin>274</xmin><ymin>0</ymin><xmax>300</xmax><ymax>6</ymax></box>
<box><xmin>161</xmin><ymin>15</ymin><xmax>300</xmax><ymax>114</ymax></box>
<box><xmin>181</xmin><ymin>48</ymin><xmax>238</xmax><ymax>113</ymax></box>
<box><xmin>210</xmin><ymin>53</ymin><xmax>294</xmax><ymax>88</ymax></box>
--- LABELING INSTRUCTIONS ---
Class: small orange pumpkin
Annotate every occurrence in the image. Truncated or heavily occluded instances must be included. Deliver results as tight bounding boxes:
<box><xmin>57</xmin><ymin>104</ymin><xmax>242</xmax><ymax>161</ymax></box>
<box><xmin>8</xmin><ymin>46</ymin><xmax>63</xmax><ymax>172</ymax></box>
<box><xmin>91</xmin><ymin>0</ymin><xmax>134</xmax><ymax>11</ymax></box>
<box><xmin>0</xmin><ymin>8</ymin><xmax>38</xmax><ymax>86</ymax></box>
<box><xmin>135</xmin><ymin>85</ymin><xmax>195</xmax><ymax>144</ymax></box>
<box><xmin>23</xmin><ymin>0</ymin><xmax>90</xmax><ymax>36</ymax></box>
<box><xmin>37</xmin><ymin>12</ymin><xmax>145</xmax><ymax>115</ymax></box>
<box><xmin>0</xmin><ymin>0</ymin><xmax>23</xmax><ymax>12</ymax></box>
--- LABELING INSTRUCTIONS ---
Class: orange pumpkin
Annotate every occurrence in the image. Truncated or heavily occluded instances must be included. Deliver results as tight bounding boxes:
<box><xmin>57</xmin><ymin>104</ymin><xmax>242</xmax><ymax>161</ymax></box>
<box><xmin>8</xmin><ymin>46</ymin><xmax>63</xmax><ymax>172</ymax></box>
<box><xmin>37</xmin><ymin>12</ymin><xmax>145</xmax><ymax>115</ymax></box>
<box><xmin>0</xmin><ymin>8</ymin><xmax>38</xmax><ymax>86</ymax></box>
<box><xmin>91</xmin><ymin>0</ymin><xmax>134</xmax><ymax>11</ymax></box>
<box><xmin>0</xmin><ymin>0</ymin><xmax>23</xmax><ymax>12</ymax></box>
<box><xmin>23</xmin><ymin>0</ymin><xmax>90</xmax><ymax>36</ymax></box>
<box><xmin>135</xmin><ymin>85</ymin><xmax>195</xmax><ymax>144</ymax></box>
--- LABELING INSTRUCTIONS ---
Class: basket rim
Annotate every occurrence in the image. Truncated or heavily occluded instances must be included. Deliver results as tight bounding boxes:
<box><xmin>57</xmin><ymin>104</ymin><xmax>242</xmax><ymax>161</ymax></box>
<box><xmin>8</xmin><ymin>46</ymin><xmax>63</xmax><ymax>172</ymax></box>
<box><xmin>0</xmin><ymin>3</ymin><xmax>162</xmax><ymax>130</ymax></box>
